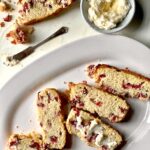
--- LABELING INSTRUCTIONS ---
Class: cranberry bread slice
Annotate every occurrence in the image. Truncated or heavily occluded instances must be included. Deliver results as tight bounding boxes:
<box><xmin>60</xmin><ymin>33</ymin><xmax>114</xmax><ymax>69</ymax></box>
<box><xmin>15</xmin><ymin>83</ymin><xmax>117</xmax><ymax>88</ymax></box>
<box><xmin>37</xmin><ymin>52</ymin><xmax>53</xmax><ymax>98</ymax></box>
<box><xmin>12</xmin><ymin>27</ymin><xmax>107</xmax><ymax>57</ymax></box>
<box><xmin>66</xmin><ymin>108</ymin><xmax>123</xmax><ymax>150</ymax></box>
<box><xmin>68</xmin><ymin>83</ymin><xmax>129</xmax><ymax>122</ymax></box>
<box><xmin>7</xmin><ymin>132</ymin><xmax>43</xmax><ymax>150</ymax></box>
<box><xmin>17</xmin><ymin>0</ymin><xmax>74</xmax><ymax>25</ymax></box>
<box><xmin>37</xmin><ymin>88</ymin><xmax>66</xmax><ymax>149</ymax></box>
<box><xmin>87</xmin><ymin>64</ymin><xmax>150</xmax><ymax>100</ymax></box>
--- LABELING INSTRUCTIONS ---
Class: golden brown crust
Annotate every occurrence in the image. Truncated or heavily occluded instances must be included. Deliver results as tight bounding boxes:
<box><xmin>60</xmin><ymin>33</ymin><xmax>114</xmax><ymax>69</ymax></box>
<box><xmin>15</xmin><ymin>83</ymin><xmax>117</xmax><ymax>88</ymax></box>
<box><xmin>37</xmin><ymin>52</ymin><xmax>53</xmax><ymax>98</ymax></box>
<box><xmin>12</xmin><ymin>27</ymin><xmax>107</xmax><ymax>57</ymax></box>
<box><xmin>96</xmin><ymin>64</ymin><xmax>150</xmax><ymax>82</ymax></box>
<box><xmin>17</xmin><ymin>0</ymin><xmax>74</xmax><ymax>25</ymax></box>
<box><xmin>87</xmin><ymin>64</ymin><xmax>150</xmax><ymax>100</ymax></box>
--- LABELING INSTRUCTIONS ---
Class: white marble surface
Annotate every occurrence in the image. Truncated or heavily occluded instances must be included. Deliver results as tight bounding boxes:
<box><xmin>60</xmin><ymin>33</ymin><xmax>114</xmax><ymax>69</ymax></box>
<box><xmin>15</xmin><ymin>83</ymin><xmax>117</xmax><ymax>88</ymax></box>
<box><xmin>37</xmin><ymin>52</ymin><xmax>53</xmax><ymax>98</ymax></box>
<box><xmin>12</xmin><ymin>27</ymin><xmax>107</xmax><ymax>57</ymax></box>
<box><xmin>0</xmin><ymin>0</ymin><xmax>150</xmax><ymax>89</ymax></box>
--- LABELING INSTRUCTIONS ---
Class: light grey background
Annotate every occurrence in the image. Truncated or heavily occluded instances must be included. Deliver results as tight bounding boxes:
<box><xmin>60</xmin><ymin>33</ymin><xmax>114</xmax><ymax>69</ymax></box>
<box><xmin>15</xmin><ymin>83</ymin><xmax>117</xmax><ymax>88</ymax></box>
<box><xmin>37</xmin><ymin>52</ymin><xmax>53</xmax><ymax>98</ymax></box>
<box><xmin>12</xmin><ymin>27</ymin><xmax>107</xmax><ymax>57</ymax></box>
<box><xmin>120</xmin><ymin>0</ymin><xmax>150</xmax><ymax>48</ymax></box>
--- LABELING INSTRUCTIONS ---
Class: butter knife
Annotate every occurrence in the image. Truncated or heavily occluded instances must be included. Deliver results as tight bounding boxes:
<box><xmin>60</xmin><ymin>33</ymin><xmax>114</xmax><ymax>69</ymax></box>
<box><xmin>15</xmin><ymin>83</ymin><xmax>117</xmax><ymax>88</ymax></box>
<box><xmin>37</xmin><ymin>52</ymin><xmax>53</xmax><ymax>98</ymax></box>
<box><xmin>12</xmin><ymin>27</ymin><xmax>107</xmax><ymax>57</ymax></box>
<box><xmin>3</xmin><ymin>26</ymin><xmax>69</xmax><ymax>66</ymax></box>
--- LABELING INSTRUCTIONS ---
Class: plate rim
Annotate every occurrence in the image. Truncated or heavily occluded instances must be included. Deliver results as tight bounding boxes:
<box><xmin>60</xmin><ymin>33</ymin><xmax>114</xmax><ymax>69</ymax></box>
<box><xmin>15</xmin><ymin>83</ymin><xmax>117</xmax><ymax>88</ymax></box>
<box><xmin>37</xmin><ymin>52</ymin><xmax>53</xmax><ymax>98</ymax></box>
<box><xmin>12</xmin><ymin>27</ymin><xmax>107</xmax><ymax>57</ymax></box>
<box><xmin>1</xmin><ymin>34</ymin><xmax>150</xmax><ymax>149</ymax></box>
<box><xmin>0</xmin><ymin>34</ymin><xmax>150</xmax><ymax>93</ymax></box>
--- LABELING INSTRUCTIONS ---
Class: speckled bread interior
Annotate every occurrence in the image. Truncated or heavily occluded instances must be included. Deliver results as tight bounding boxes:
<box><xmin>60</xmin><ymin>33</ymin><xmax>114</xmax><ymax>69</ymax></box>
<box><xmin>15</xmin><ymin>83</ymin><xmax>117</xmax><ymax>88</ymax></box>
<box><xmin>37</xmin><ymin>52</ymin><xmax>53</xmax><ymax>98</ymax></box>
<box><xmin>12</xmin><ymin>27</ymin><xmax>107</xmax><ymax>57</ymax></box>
<box><xmin>7</xmin><ymin>132</ymin><xmax>43</xmax><ymax>150</ymax></box>
<box><xmin>37</xmin><ymin>88</ymin><xmax>66</xmax><ymax>149</ymax></box>
<box><xmin>68</xmin><ymin>82</ymin><xmax>129</xmax><ymax>122</ymax></box>
<box><xmin>87</xmin><ymin>64</ymin><xmax>150</xmax><ymax>100</ymax></box>
<box><xmin>17</xmin><ymin>0</ymin><xmax>74</xmax><ymax>25</ymax></box>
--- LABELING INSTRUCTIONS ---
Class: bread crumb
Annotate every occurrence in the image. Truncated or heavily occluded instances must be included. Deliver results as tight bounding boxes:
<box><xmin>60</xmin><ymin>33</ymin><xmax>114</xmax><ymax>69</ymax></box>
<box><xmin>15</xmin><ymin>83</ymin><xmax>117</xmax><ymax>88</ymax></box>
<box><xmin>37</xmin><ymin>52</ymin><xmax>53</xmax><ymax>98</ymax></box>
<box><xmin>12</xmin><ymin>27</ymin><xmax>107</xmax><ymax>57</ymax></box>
<box><xmin>6</xmin><ymin>22</ymin><xmax>34</xmax><ymax>44</ymax></box>
<box><xmin>0</xmin><ymin>1</ymin><xmax>12</xmax><ymax>12</ymax></box>
<box><xmin>0</xmin><ymin>22</ymin><xmax>5</xmax><ymax>27</ymax></box>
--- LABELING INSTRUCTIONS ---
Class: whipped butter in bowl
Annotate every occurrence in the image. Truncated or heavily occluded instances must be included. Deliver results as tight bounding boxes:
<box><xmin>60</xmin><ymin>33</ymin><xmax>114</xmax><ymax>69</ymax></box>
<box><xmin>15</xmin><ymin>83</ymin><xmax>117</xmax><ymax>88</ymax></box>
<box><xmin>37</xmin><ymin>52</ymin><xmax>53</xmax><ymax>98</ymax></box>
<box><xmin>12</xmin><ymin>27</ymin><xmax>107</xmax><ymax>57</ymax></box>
<box><xmin>81</xmin><ymin>0</ymin><xmax>135</xmax><ymax>33</ymax></box>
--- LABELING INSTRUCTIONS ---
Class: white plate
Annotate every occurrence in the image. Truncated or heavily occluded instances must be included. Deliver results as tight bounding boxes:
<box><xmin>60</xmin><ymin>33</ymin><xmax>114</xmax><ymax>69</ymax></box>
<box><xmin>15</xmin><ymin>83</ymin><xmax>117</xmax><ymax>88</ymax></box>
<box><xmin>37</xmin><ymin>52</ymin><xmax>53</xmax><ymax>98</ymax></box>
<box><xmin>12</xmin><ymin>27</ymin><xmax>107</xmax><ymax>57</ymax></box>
<box><xmin>0</xmin><ymin>35</ymin><xmax>150</xmax><ymax>150</ymax></box>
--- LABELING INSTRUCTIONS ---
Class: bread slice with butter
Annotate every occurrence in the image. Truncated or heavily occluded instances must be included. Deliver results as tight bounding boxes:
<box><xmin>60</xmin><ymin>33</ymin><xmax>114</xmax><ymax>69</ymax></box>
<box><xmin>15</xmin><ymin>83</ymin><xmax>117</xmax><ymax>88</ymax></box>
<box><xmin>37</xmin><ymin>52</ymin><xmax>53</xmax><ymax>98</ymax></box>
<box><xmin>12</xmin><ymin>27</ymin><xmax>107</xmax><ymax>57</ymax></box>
<box><xmin>66</xmin><ymin>108</ymin><xmax>123</xmax><ymax>150</ymax></box>
<box><xmin>17</xmin><ymin>0</ymin><xmax>74</xmax><ymax>25</ymax></box>
<box><xmin>7</xmin><ymin>132</ymin><xmax>43</xmax><ymax>150</ymax></box>
<box><xmin>87</xmin><ymin>64</ymin><xmax>150</xmax><ymax>100</ymax></box>
<box><xmin>36</xmin><ymin>88</ymin><xmax>66</xmax><ymax>149</ymax></box>
<box><xmin>68</xmin><ymin>82</ymin><xmax>129</xmax><ymax>122</ymax></box>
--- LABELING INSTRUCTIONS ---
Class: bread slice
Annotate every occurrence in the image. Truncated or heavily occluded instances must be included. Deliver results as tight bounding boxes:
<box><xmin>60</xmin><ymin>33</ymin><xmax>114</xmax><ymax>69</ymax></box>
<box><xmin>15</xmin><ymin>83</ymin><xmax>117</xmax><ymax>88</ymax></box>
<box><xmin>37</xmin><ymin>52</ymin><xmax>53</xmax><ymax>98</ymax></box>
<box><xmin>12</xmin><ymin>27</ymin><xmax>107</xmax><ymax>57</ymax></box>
<box><xmin>66</xmin><ymin>108</ymin><xmax>123</xmax><ymax>150</ymax></box>
<box><xmin>68</xmin><ymin>82</ymin><xmax>129</xmax><ymax>122</ymax></box>
<box><xmin>87</xmin><ymin>64</ymin><xmax>150</xmax><ymax>100</ymax></box>
<box><xmin>17</xmin><ymin>0</ymin><xmax>74</xmax><ymax>25</ymax></box>
<box><xmin>7</xmin><ymin>132</ymin><xmax>43</xmax><ymax>150</ymax></box>
<box><xmin>36</xmin><ymin>88</ymin><xmax>66</xmax><ymax>149</ymax></box>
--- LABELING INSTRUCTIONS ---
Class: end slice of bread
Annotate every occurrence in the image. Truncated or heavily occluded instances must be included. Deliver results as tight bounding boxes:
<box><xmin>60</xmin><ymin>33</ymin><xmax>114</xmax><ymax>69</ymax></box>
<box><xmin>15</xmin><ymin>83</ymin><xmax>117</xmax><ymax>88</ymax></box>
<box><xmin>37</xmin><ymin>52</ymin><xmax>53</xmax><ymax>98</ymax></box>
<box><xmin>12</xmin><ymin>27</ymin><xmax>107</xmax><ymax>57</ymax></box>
<box><xmin>17</xmin><ymin>0</ymin><xmax>74</xmax><ymax>25</ymax></box>
<box><xmin>36</xmin><ymin>88</ymin><xmax>66</xmax><ymax>149</ymax></box>
<box><xmin>68</xmin><ymin>82</ymin><xmax>129</xmax><ymax>122</ymax></box>
<box><xmin>66</xmin><ymin>108</ymin><xmax>123</xmax><ymax>150</ymax></box>
<box><xmin>87</xmin><ymin>64</ymin><xmax>150</xmax><ymax>100</ymax></box>
<box><xmin>7</xmin><ymin>132</ymin><xmax>43</xmax><ymax>150</ymax></box>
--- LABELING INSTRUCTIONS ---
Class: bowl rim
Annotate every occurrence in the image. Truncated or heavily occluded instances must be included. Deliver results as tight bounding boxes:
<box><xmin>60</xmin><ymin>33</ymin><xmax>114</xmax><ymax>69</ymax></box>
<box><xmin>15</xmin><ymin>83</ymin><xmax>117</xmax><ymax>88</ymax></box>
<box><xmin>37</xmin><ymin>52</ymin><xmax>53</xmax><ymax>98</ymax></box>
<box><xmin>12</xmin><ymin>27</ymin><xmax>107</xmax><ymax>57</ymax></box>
<box><xmin>80</xmin><ymin>0</ymin><xmax>136</xmax><ymax>34</ymax></box>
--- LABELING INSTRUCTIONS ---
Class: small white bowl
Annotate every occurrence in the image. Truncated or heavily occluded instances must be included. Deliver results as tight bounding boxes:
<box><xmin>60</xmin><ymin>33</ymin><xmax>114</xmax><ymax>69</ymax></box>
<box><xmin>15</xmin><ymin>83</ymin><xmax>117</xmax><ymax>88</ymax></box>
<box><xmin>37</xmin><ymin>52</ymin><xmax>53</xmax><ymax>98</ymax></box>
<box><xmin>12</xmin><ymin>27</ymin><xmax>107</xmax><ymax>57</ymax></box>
<box><xmin>80</xmin><ymin>0</ymin><xmax>135</xmax><ymax>34</ymax></box>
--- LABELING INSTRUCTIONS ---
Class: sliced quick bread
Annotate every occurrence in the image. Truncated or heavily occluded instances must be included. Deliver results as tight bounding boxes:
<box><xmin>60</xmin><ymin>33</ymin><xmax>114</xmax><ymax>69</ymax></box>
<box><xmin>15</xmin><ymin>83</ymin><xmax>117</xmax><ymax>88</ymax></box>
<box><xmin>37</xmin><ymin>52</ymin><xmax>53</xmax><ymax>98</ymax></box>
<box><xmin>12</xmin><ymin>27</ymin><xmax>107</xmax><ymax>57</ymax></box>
<box><xmin>36</xmin><ymin>88</ymin><xmax>66</xmax><ymax>149</ymax></box>
<box><xmin>87</xmin><ymin>64</ymin><xmax>150</xmax><ymax>100</ymax></box>
<box><xmin>66</xmin><ymin>108</ymin><xmax>123</xmax><ymax>150</ymax></box>
<box><xmin>7</xmin><ymin>132</ymin><xmax>43</xmax><ymax>150</ymax></box>
<box><xmin>17</xmin><ymin>0</ymin><xmax>74</xmax><ymax>25</ymax></box>
<box><xmin>68</xmin><ymin>82</ymin><xmax>129</xmax><ymax>122</ymax></box>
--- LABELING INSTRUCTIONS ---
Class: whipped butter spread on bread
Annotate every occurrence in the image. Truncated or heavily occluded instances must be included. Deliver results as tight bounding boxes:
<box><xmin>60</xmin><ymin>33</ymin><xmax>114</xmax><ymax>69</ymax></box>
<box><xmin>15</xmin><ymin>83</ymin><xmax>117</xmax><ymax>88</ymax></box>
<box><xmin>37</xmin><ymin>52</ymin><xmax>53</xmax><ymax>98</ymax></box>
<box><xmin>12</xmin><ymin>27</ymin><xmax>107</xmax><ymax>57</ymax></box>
<box><xmin>66</xmin><ymin>108</ymin><xmax>123</xmax><ymax>150</ymax></box>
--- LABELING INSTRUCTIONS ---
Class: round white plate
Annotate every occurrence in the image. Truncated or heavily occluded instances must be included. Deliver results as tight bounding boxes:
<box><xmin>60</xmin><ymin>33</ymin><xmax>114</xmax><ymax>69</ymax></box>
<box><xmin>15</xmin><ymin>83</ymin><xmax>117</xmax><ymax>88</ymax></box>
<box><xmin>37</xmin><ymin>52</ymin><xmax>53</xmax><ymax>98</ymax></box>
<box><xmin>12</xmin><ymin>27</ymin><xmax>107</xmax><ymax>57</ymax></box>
<box><xmin>0</xmin><ymin>35</ymin><xmax>150</xmax><ymax>150</ymax></box>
